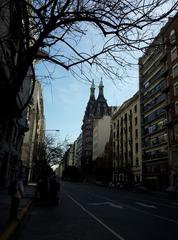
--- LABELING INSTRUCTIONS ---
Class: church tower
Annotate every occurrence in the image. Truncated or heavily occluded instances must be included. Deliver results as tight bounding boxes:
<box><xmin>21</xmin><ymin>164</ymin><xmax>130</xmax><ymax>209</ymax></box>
<box><xmin>94</xmin><ymin>79</ymin><xmax>110</xmax><ymax>117</ymax></box>
<box><xmin>81</xmin><ymin>79</ymin><xmax>111</xmax><ymax>179</ymax></box>
<box><xmin>81</xmin><ymin>80</ymin><xmax>96</xmax><ymax>176</ymax></box>
<box><xmin>83</xmin><ymin>80</ymin><xmax>95</xmax><ymax>119</ymax></box>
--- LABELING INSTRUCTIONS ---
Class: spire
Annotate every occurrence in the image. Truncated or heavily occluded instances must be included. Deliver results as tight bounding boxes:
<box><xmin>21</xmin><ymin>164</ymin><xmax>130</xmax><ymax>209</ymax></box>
<box><xmin>93</xmin><ymin>77</ymin><xmax>110</xmax><ymax>117</ymax></box>
<box><xmin>98</xmin><ymin>78</ymin><xmax>104</xmax><ymax>97</ymax></box>
<box><xmin>90</xmin><ymin>79</ymin><xmax>95</xmax><ymax>99</ymax></box>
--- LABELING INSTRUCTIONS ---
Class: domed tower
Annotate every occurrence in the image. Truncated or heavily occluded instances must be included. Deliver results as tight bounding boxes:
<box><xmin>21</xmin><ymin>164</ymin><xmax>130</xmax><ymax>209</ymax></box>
<box><xmin>94</xmin><ymin>79</ymin><xmax>110</xmax><ymax>118</ymax></box>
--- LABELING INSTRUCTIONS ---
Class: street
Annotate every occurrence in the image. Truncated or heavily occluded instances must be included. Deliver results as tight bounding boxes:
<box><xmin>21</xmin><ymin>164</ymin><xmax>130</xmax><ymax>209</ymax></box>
<box><xmin>15</xmin><ymin>182</ymin><xmax>178</xmax><ymax>240</ymax></box>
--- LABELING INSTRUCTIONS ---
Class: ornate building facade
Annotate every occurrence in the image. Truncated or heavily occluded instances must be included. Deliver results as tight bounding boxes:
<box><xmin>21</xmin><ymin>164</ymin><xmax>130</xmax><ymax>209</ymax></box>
<box><xmin>81</xmin><ymin>80</ymin><xmax>110</xmax><ymax>180</ymax></box>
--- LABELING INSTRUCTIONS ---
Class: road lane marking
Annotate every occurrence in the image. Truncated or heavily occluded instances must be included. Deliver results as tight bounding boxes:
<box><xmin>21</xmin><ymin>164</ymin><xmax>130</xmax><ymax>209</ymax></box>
<box><xmin>135</xmin><ymin>202</ymin><xmax>157</xmax><ymax>209</ymax></box>
<box><xmin>122</xmin><ymin>196</ymin><xmax>178</xmax><ymax>209</ymax></box>
<box><xmin>63</xmin><ymin>191</ymin><xmax>126</xmax><ymax>240</ymax></box>
<box><xmin>84</xmin><ymin>192</ymin><xmax>178</xmax><ymax>224</ymax></box>
<box><xmin>87</xmin><ymin>202</ymin><xmax>123</xmax><ymax>209</ymax></box>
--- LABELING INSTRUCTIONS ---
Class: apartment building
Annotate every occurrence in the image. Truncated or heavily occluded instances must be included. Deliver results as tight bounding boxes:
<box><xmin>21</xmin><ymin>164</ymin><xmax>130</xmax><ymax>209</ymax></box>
<box><xmin>76</xmin><ymin>133</ymin><xmax>82</xmax><ymax>169</ymax></box>
<box><xmin>93</xmin><ymin>116</ymin><xmax>111</xmax><ymax>161</ymax></box>
<box><xmin>139</xmin><ymin>13</ymin><xmax>178</xmax><ymax>190</ymax></box>
<box><xmin>92</xmin><ymin>115</ymin><xmax>112</xmax><ymax>181</ymax></box>
<box><xmin>21</xmin><ymin>80</ymin><xmax>45</xmax><ymax>182</ymax></box>
<box><xmin>112</xmin><ymin>92</ymin><xmax>142</xmax><ymax>186</ymax></box>
<box><xmin>0</xmin><ymin>1</ymin><xmax>34</xmax><ymax>187</ymax></box>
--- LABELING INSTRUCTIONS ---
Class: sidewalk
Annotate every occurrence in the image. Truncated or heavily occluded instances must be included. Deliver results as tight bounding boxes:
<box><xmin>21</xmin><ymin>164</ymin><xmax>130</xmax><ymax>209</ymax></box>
<box><xmin>0</xmin><ymin>183</ymin><xmax>36</xmax><ymax>240</ymax></box>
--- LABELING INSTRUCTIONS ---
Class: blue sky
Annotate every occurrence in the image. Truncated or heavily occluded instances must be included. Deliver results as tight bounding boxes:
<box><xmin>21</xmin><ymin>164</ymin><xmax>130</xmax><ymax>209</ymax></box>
<box><xmin>36</xmin><ymin>59</ymin><xmax>139</xmax><ymax>143</ymax></box>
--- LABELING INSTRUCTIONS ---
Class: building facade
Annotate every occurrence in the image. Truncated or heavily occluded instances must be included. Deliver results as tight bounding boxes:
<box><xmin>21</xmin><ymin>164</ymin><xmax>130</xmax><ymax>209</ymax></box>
<box><xmin>139</xmin><ymin>13</ymin><xmax>178</xmax><ymax>191</ymax></box>
<box><xmin>81</xmin><ymin>80</ymin><xmax>110</xmax><ymax>179</ymax></box>
<box><xmin>76</xmin><ymin>133</ymin><xmax>82</xmax><ymax>169</ymax></box>
<box><xmin>92</xmin><ymin>115</ymin><xmax>112</xmax><ymax>182</ymax></box>
<box><xmin>93</xmin><ymin>116</ymin><xmax>111</xmax><ymax>161</ymax></box>
<box><xmin>20</xmin><ymin>80</ymin><xmax>45</xmax><ymax>182</ymax></box>
<box><xmin>0</xmin><ymin>1</ymin><xmax>34</xmax><ymax>187</ymax></box>
<box><xmin>112</xmin><ymin>92</ymin><xmax>142</xmax><ymax>186</ymax></box>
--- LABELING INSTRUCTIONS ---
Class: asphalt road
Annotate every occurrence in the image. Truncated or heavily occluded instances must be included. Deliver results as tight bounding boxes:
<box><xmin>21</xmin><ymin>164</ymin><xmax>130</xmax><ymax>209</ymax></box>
<box><xmin>15</xmin><ymin>181</ymin><xmax>178</xmax><ymax>240</ymax></box>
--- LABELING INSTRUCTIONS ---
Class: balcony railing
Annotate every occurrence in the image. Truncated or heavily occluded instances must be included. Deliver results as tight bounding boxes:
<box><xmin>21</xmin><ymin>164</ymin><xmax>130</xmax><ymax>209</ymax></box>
<box><xmin>144</xmin><ymin>108</ymin><xmax>166</xmax><ymax>124</ymax></box>
<box><xmin>143</xmin><ymin>152</ymin><xmax>168</xmax><ymax>161</ymax></box>
<box><xmin>143</xmin><ymin>94</ymin><xmax>166</xmax><ymax>113</ymax></box>
<box><xmin>143</xmin><ymin>80</ymin><xmax>167</xmax><ymax>101</ymax></box>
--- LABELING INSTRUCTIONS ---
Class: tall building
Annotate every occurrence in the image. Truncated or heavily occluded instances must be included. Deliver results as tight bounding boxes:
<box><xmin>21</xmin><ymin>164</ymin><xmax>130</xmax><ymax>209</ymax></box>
<box><xmin>20</xmin><ymin>80</ymin><xmax>45</xmax><ymax>182</ymax></box>
<box><xmin>139</xmin><ymin>13</ymin><xmax>178</xmax><ymax>190</ymax></box>
<box><xmin>92</xmin><ymin>115</ymin><xmax>112</xmax><ymax>181</ymax></box>
<box><xmin>81</xmin><ymin>80</ymin><xmax>110</xmax><ymax>179</ymax></box>
<box><xmin>93</xmin><ymin>116</ymin><xmax>111</xmax><ymax>161</ymax></box>
<box><xmin>76</xmin><ymin>133</ymin><xmax>82</xmax><ymax>169</ymax></box>
<box><xmin>112</xmin><ymin>92</ymin><xmax>142</xmax><ymax>186</ymax></box>
<box><xmin>0</xmin><ymin>1</ymin><xmax>34</xmax><ymax>187</ymax></box>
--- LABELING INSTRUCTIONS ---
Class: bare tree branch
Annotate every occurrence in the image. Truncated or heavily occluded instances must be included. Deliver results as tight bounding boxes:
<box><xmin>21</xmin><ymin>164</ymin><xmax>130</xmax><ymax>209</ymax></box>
<box><xmin>0</xmin><ymin>0</ymin><xmax>178</xmax><ymax>111</ymax></box>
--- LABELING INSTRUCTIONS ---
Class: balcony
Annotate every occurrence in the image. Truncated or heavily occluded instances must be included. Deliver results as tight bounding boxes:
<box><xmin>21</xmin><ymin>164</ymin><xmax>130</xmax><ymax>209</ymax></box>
<box><xmin>163</xmin><ymin>99</ymin><xmax>171</xmax><ymax>110</ymax></box>
<box><xmin>144</xmin><ymin>108</ymin><xmax>166</xmax><ymax>125</ymax></box>
<box><xmin>144</xmin><ymin>138</ymin><xmax>167</xmax><ymax>149</ymax></box>
<box><xmin>164</xmin><ymin>119</ymin><xmax>173</xmax><ymax>127</ymax></box>
<box><xmin>161</xmin><ymin>82</ymin><xmax>170</xmax><ymax>93</ymax></box>
<box><xmin>160</xmin><ymin>68</ymin><xmax>169</xmax><ymax>78</ymax></box>
<box><xmin>143</xmin><ymin>94</ymin><xmax>166</xmax><ymax>113</ymax></box>
<box><xmin>160</xmin><ymin>52</ymin><xmax>167</xmax><ymax>62</ymax></box>
<box><xmin>143</xmin><ymin>79</ymin><xmax>169</xmax><ymax>101</ymax></box>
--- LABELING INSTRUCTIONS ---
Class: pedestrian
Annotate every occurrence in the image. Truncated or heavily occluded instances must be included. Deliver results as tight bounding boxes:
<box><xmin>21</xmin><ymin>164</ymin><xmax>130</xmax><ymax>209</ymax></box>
<box><xmin>8</xmin><ymin>173</ymin><xmax>24</xmax><ymax>221</ymax></box>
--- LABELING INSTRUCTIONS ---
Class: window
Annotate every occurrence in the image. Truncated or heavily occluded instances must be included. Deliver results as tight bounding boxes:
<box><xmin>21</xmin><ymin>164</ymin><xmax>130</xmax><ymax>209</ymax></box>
<box><xmin>172</xmin><ymin>64</ymin><xmax>178</xmax><ymax>78</ymax></box>
<box><xmin>135</xmin><ymin>143</ymin><xmax>138</xmax><ymax>153</ymax></box>
<box><xmin>135</xmin><ymin>117</ymin><xmax>138</xmax><ymax>125</ymax></box>
<box><xmin>171</xmin><ymin>46</ymin><xmax>177</xmax><ymax>61</ymax></box>
<box><xmin>174</xmin><ymin>82</ymin><xmax>178</xmax><ymax>96</ymax></box>
<box><xmin>136</xmin><ymin>157</ymin><xmax>139</xmax><ymax>166</ymax></box>
<box><xmin>135</xmin><ymin>129</ymin><xmax>138</xmax><ymax>138</ymax></box>
<box><xmin>169</xmin><ymin>29</ymin><xmax>176</xmax><ymax>44</ymax></box>
<box><xmin>175</xmin><ymin>101</ymin><xmax>178</xmax><ymax>115</ymax></box>
<box><xmin>144</xmin><ymin>81</ymin><xmax>150</xmax><ymax>89</ymax></box>
<box><xmin>174</xmin><ymin>125</ymin><xmax>178</xmax><ymax>141</ymax></box>
<box><xmin>134</xmin><ymin>105</ymin><xmax>137</xmax><ymax>112</ymax></box>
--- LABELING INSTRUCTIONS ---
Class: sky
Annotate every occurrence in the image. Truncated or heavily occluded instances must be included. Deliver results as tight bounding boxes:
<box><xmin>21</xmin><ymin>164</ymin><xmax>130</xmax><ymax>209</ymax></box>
<box><xmin>36</xmin><ymin>59</ymin><xmax>139</xmax><ymax>143</ymax></box>
<box><xmin>35</xmin><ymin>2</ymin><xmax>177</xmax><ymax>144</ymax></box>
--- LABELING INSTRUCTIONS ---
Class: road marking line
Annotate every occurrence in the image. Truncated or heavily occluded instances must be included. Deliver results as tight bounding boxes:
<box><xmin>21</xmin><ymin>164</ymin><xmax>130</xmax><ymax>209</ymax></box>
<box><xmin>84</xmin><ymin>192</ymin><xmax>178</xmax><ymax>224</ymax></box>
<box><xmin>135</xmin><ymin>202</ymin><xmax>157</xmax><ymax>209</ymax></box>
<box><xmin>88</xmin><ymin>202</ymin><xmax>123</xmax><ymax>209</ymax></box>
<box><xmin>63</xmin><ymin>191</ymin><xmax>126</xmax><ymax>240</ymax></box>
<box><xmin>123</xmin><ymin>196</ymin><xmax>178</xmax><ymax>209</ymax></box>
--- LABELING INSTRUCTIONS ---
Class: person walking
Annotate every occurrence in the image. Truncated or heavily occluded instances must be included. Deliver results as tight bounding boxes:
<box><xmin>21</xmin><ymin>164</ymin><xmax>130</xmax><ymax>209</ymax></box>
<box><xmin>8</xmin><ymin>173</ymin><xmax>24</xmax><ymax>221</ymax></box>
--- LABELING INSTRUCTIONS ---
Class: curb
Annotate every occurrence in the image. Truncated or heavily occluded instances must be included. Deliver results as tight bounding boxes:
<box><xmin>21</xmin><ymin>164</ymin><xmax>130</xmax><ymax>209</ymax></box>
<box><xmin>0</xmin><ymin>200</ymin><xmax>33</xmax><ymax>240</ymax></box>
